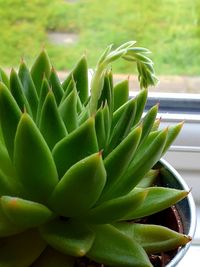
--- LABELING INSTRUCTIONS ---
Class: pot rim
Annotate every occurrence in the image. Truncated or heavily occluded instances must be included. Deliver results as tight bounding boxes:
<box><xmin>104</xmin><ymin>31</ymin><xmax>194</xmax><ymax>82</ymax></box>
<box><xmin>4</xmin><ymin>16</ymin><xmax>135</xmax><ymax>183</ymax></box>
<box><xmin>160</xmin><ymin>158</ymin><xmax>197</xmax><ymax>267</ymax></box>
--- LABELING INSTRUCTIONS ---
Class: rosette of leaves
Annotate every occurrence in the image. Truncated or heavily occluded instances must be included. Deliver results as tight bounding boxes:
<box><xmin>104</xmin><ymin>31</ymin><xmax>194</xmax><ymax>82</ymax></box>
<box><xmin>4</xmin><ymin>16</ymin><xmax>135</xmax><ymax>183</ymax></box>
<box><xmin>0</xmin><ymin>41</ymin><xmax>191</xmax><ymax>267</ymax></box>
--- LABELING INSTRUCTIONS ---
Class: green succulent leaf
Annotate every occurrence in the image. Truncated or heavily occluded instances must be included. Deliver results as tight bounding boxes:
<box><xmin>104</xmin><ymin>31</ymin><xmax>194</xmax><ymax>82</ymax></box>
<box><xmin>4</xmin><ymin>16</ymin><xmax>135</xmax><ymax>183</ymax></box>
<box><xmin>14</xmin><ymin>113</ymin><xmax>58</xmax><ymax>203</ymax></box>
<box><xmin>125</xmin><ymin>47</ymin><xmax>150</xmax><ymax>54</ymax></box>
<box><xmin>95</xmin><ymin>104</ymin><xmax>111</xmax><ymax>150</ymax></box>
<box><xmin>0</xmin><ymin>200</ymin><xmax>24</xmax><ymax>237</ymax></box>
<box><xmin>40</xmin><ymin>219</ymin><xmax>95</xmax><ymax>257</ymax></box>
<box><xmin>0</xmin><ymin>170</ymin><xmax>19</xmax><ymax>196</ymax></box>
<box><xmin>0</xmin><ymin>143</ymin><xmax>14</xmax><ymax>177</ymax></box>
<box><xmin>87</xmin><ymin>224</ymin><xmax>152</xmax><ymax>267</ymax></box>
<box><xmin>62</xmin><ymin>56</ymin><xmax>88</xmax><ymax>103</ymax></box>
<box><xmin>133</xmin><ymin>88</ymin><xmax>148</xmax><ymax>126</ymax></box>
<box><xmin>18</xmin><ymin>60</ymin><xmax>39</xmax><ymax>120</ymax></box>
<box><xmin>0</xmin><ymin>67</ymin><xmax>9</xmax><ymax>88</ymax></box>
<box><xmin>49</xmin><ymin>152</ymin><xmax>106</xmax><ymax>217</ymax></box>
<box><xmin>78</xmin><ymin>104</ymin><xmax>90</xmax><ymax>125</ymax></box>
<box><xmin>10</xmin><ymin>69</ymin><xmax>32</xmax><ymax>115</ymax></box>
<box><xmin>53</xmin><ymin>117</ymin><xmax>98</xmax><ymax>178</ymax></box>
<box><xmin>111</xmin><ymin>89</ymin><xmax>147</xmax><ymax>133</ymax></box>
<box><xmin>110</xmin><ymin>129</ymin><xmax>167</xmax><ymax>198</ymax></box>
<box><xmin>80</xmin><ymin>189</ymin><xmax>147</xmax><ymax>224</ymax></box>
<box><xmin>114</xmin><ymin>222</ymin><xmax>191</xmax><ymax>254</ymax></box>
<box><xmin>0</xmin><ymin>229</ymin><xmax>46</xmax><ymax>267</ymax></box>
<box><xmin>36</xmin><ymin>77</ymin><xmax>51</xmax><ymax>125</ymax></box>
<box><xmin>100</xmin><ymin>126</ymin><xmax>142</xmax><ymax>200</ymax></box>
<box><xmin>0</xmin><ymin>82</ymin><xmax>21</xmax><ymax>159</ymax></box>
<box><xmin>39</xmin><ymin>91</ymin><xmax>67</xmax><ymax>149</ymax></box>
<box><xmin>49</xmin><ymin>67</ymin><xmax>64</xmax><ymax>105</ymax></box>
<box><xmin>31</xmin><ymin>49</ymin><xmax>51</xmax><ymax>95</ymax></box>
<box><xmin>58</xmin><ymin>89</ymin><xmax>78</xmax><ymax>133</ymax></box>
<box><xmin>123</xmin><ymin>187</ymin><xmax>188</xmax><ymax>219</ymax></box>
<box><xmin>97</xmin><ymin>44</ymin><xmax>113</xmax><ymax>65</ymax></box>
<box><xmin>1</xmin><ymin>196</ymin><xmax>54</xmax><ymax>228</ymax></box>
<box><xmin>61</xmin><ymin>76</ymin><xmax>76</xmax><ymax>103</ymax></box>
<box><xmin>137</xmin><ymin>169</ymin><xmax>159</xmax><ymax>188</ymax></box>
<box><xmin>31</xmin><ymin>247</ymin><xmax>75</xmax><ymax>267</ymax></box>
<box><xmin>151</xmin><ymin>117</ymin><xmax>161</xmax><ymax>132</ymax></box>
<box><xmin>97</xmin><ymin>70</ymin><xmax>113</xmax><ymax>114</ymax></box>
<box><xmin>162</xmin><ymin>122</ymin><xmax>184</xmax><ymax>155</ymax></box>
<box><xmin>115</xmin><ymin>41</ymin><xmax>137</xmax><ymax>51</ymax></box>
<box><xmin>112</xmin><ymin>98</ymin><xmax>132</xmax><ymax>128</ymax></box>
<box><xmin>113</xmin><ymin>79</ymin><xmax>129</xmax><ymax>112</ymax></box>
<box><xmin>107</xmin><ymin>97</ymin><xmax>137</xmax><ymax>153</ymax></box>
<box><xmin>102</xmin><ymin>102</ymin><xmax>111</xmax><ymax>146</ymax></box>
<box><xmin>139</xmin><ymin>104</ymin><xmax>159</xmax><ymax>145</ymax></box>
<box><xmin>76</xmin><ymin>93</ymin><xmax>83</xmax><ymax>114</ymax></box>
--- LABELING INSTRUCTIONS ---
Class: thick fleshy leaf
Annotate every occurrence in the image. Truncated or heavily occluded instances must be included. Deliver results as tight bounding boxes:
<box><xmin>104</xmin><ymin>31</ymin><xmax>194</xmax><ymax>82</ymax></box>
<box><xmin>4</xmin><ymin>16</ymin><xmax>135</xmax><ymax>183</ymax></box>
<box><xmin>162</xmin><ymin>122</ymin><xmax>183</xmax><ymax>155</ymax></box>
<box><xmin>40</xmin><ymin>219</ymin><xmax>95</xmax><ymax>257</ymax></box>
<box><xmin>61</xmin><ymin>76</ymin><xmax>76</xmax><ymax>103</ymax></box>
<box><xmin>53</xmin><ymin>117</ymin><xmax>98</xmax><ymax>178</ymax></box>
<box><xmin>133</xmin><ymin>88</ymin><xmax>148</xmax><ymax>126</ymax></box>
<box><xmin>87</xmin><ymin>224</ymin><xmax>152</xmax><ymax>267</ymax></box>
<box><xmin>78</xmin><ymin>105</ymin><xmax>90</xmax><ymax>125</ymax></box>
<box><xmin>0</xmin><ymin>229</ymin><xmax>46</xmax><ymax>267</ymax></box>
<box><xmin>0</xmin><ymin>170</ymin><xmax>19</xmax><ymax>196</ymax></box>
<box><xmin>111</xmin><ymin>97</ymin><xmax>136</xmax><ymax>135</ymax></box>
<box><xmin>62</xmin><ymin>56</ymin><xmax>88</xmax><ymax>103</ymax></box>
<box><xmin>31</xmin><ymin>247</ymin><xmax>75</xmax><ymax>267</ymax></box>
<box><xmin>80</xmin><ymin>190</ymin><xmax>147</xmax><ymax>224</ymax></box>
<box><xmin>114</xmin><ymin>223</ymin><xmax>191</xmax><ymax>254</ymax></box>
<box><xmin>0</xmin><ymin>201</ymin><xmax>24</xmax><ymax>237</ymax></box>
<box><xmin>100</xmin><ymin>126</ymin><xmax>142</xmax><ymax>200</ymax></box>
<box><xmin>94</xmin><ymin>103</ymin><xmax>111</xmax><ymax>150</ymax></box>
<box><xmin>76</xmin><ymin>93</ymin><xmax>83</xmax><ymax>114</ymax></box>
<box><xmin>98</xmin><ymin>71</ymin><xmax>113</xmax><ymax>114</ymax></box>
<box><xmin>58</xmin><ymin>89</ymin><xmax>78</xmax><ymax>133</ymax></box>
<box><xmin>0</xmin><ymin>144</ymin><xmax>14</xmax><ymax>177</ymax></box>
<box><xmin>1</xmin><ymin>196</ymin><xmax>54</xmax><ymax>228</ymax></box>
<box><xmin>107</xmin><ymin>97</ymin><xmax>137</xmax><ymax>153</ymax></box>
<box><xmin>95</xmin><ymin>106</ymin><xmax>106</xmax><ymax>150</ymax></box>
<box><xmin>102</xmin><ymin>102</ymin><xmax>111</xmax><ymax>146</ymax></box>
<box><xmin>31</xmin><ymin>49</ymin><xmax>51</xmax><ymax>95</ymax></box>
<box><xmin>49</xmin><ymin>67</ymin><xmax>64</xmax><ymax>105</ymax></box>
<box><xmin>0</xmin><ymin>145</ymin><xmax>26</xmax><ymax>197</ymax></box>
<box><xmin>113</xmin><ymin>79</ymin><xmax>129</xmax><ymax>111</ymax></box>
<box><xmin>49</xmin><ymin>153</ymin><xmax>106</xmax><ymax>217</ymax></box>
<box><xmin>112</xmin><ymin>98</ymin><xmax>132</xmax><ymax>128</ymax></box>
<box><xmin>109</xmin><ymin>129</ymin><xmax>167</xmax><ymax>198</ymax></box>
<box><xmin>139</xmin><ymin>104</ymin><xmax>159</xmax><ymax>145</ymax></box>
<box><xmin>14</xmin><ymin>114</ymin><xmax>58</xmax><ymax>203</ymax></box>
<box><xmin>18</xmin><ymin>60</ymin><xmax>39</xmax><ymax>119</ymax></box>
<box><xmin>123</xmin><ymin>187</ymin><xmax>188</xmax><ymax>219</ymax></box>
<box><xmin>137</xmin><ymin>169</ymin><xmax>159</xmax><ymax>188</ymax></box>
<box><xmin>10</xmin><ymin>69</ymin><xmax>32</xmax><ymax>115</ymax></box>
<box><xmin>0</xmin><ymin>67</ymin><xmax>9</xmax><ymax>88</ymax></box>
<box><xmin>0</xmin><ymin>82</ymin><xmax>21</xmax><ymax>159</ymax></box>
<box><xmin>151</xmin><ymin>118</ymin><xmax>161</xmax><ymax>132</ymax></box>
<box><xmin>36</xmin><ymin>77</ymin><xmax>50</xmax><ymax>125</ymax></box>
<box><xmin>39</xmin><ymin>92</ymin><xmax>67</xmax><ymax>149</ymax></box>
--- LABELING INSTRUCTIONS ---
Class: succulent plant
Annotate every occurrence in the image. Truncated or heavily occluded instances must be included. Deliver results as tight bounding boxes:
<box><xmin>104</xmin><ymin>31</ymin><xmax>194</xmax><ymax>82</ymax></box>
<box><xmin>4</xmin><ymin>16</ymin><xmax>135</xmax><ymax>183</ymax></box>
<box><xmin>0</xmin><ymin>41</ymin><xmax>191</xmax><ymax>267</ymax></box>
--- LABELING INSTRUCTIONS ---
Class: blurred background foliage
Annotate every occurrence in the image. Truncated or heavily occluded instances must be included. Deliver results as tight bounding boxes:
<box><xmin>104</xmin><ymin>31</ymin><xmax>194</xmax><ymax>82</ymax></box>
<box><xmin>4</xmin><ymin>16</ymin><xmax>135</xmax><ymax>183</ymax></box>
<box><xmin>0</xmin><ymin>0</ymin><xmax>200</xmax><ymax>74</ymax></box>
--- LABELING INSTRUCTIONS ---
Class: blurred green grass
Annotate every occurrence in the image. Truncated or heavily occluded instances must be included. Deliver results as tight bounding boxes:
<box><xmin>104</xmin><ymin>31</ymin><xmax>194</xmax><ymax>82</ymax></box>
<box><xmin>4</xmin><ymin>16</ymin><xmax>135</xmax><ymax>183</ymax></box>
<box><xmin>0</xmin><ymin>0</ymin><xmax>200</xmax><ymax>75</ymax></box>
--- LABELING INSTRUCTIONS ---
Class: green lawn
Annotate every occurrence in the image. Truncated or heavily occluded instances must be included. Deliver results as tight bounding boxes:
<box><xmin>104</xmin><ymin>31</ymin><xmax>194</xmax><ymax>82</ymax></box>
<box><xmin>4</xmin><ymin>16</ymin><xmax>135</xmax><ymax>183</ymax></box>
<box><xmin>0</xmin><ymin>0</ymin><xmax>200</xmax><ymax>75</ymax></box>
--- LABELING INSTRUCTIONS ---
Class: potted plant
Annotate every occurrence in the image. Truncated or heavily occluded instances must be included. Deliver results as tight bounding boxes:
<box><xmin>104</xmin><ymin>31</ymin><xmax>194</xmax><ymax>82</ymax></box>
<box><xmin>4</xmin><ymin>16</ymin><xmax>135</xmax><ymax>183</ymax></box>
<box><xmin>0</xmin><ymin>41</ymin><xmax>196</xmax><ymax>267</ymax></box>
